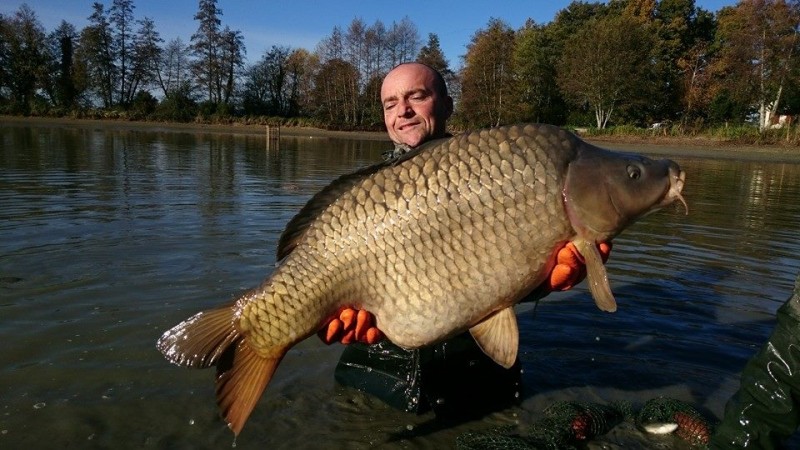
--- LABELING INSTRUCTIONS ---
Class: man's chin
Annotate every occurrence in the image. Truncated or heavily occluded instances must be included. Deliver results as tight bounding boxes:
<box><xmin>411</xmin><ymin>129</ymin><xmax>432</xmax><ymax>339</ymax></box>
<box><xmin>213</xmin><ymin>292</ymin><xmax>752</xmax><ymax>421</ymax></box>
<box><xmin>397</xmin><ymin>131</ymin><xmax>426</xmax><ymax>148</ymax></box>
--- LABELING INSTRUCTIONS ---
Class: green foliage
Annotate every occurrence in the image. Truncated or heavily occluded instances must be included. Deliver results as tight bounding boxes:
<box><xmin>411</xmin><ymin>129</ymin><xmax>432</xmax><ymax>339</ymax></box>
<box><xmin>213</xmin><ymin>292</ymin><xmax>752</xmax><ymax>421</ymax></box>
<box><xmin>513</xmin><ymin>21</ymin><xmax>568</xmax><ymax>124</ymax></box>
<box><xmin>154</xmin><ymin>83</ymin><xmax>197</xmax><ymax>122</ymax></box>
<box><xmin>714</xmin><ymin>0</ymin><xmax>800</xmax><ymax>131</ymax></box>
<box><xmin>1</xmin><ymin>5</ymin><xmax>51</xmax><ymax>115</ymax></box>
<box><xmin>557</xmin><ymin>13</ymin><xmax>656</xmax><ymax>128</ymax></box>
<box><xmin>129</xmin><ymin>90</ymin><xmax>157</xmax><ymax>119</ymax></box>
<box><xmin>459</xmin><ymin>18</ymin><xmax>518</xmax><ymax>128</ymax></box>
<box><xmin>707</xmin><ymin>90</ymin><xmax>749</xmax><ymax>125</ymax></box>
<box><xmin>417</xmin><ymin>33</ymin><xmax>453</xmax><ymax>82</ymax></box>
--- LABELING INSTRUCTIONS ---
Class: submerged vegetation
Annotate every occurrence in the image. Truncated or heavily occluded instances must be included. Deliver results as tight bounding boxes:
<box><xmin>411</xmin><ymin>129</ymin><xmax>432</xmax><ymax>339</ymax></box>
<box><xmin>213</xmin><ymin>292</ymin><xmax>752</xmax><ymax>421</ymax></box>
<box><xmin>1</xmin><ymin>0</ymin><xmax>800</xmax><ymax>146</ymax></box>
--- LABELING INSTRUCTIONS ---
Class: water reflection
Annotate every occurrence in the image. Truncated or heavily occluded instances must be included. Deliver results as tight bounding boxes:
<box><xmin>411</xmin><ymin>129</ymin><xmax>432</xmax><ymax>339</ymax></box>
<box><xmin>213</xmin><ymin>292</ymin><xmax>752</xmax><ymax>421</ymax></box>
<box><xmin>1</xmin><ymin>121</ymin><xmax>799</xmax><ymax>448</ymax></box>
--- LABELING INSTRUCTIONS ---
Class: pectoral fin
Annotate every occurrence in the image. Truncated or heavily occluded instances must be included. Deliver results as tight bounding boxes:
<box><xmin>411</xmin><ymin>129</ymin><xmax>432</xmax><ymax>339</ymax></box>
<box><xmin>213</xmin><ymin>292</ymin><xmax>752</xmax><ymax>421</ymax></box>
<box><xmin>573</xmin><ymin>239</ymin><xmax>617</xmax><ymax>312</ymax></box>
<box><xmin>469</xmin><ymin>307</ymin><xmax>519</xmax><ymax>369</ymax></box>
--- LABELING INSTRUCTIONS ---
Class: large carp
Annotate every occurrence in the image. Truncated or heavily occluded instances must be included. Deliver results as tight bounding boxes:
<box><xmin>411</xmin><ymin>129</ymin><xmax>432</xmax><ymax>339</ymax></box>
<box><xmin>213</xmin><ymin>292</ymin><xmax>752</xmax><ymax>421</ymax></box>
<box><xmin>157</xmin><ymin>123</ymin><xmax>687</xmax><ymax>435</ymax></box>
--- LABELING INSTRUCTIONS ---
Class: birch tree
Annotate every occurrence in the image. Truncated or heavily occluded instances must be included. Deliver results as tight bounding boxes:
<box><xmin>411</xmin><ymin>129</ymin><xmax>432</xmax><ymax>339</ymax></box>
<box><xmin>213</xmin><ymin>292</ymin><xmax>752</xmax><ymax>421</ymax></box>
<box><xmin>714</xmin><ymin>0</ymin><xmax>800</xmax><ymax>130</ymax></box>
<box><xmin>557</xmin><ymin>14</ymin><xmax>655</xmax><ymax>128</ymax></box>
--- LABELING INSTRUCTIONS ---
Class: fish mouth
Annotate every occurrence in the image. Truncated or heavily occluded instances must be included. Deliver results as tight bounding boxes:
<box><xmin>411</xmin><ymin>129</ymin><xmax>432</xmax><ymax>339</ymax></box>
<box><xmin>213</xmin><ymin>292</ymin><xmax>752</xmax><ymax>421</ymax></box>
<box><xmin>662</xmin><ymin>166</ymin><xmax>688</xmax><ymax>215</ymax></box>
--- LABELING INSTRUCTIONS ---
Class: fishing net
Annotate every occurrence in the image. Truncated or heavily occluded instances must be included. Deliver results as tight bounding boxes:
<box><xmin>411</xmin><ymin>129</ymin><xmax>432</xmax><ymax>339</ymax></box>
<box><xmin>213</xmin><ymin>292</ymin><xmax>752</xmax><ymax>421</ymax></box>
<box><xmin>636</xmin><ymin>397</ymin><xmax>712</xmax><ymax>446</ymax></box>
<box><xmin>456</xmin><ymin>398</ymin><xmax>711</xmax><ymax>449</ymax></box>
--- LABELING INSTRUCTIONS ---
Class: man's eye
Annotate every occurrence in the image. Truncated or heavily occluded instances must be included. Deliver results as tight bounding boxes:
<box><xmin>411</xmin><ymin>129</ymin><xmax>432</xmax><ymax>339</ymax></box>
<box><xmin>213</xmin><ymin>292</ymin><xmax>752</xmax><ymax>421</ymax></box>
<box><xmin>384</xmin><ymin>103</ymin><xmax>395</xmax><ymax>110</ymax></box>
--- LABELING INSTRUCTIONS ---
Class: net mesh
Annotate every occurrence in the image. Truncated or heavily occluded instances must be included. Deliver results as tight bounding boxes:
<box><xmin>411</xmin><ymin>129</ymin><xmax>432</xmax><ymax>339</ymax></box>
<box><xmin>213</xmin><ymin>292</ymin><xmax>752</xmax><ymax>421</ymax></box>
<box><xmin>456</xmin><ymin>397</ymin><xmax>712</xmax><ymax>449</ymax></box>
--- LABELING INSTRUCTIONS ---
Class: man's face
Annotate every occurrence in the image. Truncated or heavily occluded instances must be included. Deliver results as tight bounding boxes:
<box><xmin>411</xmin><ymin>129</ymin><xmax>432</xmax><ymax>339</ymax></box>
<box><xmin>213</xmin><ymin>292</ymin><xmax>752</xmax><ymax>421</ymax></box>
<box><xmin>380</xmin><ymin>64</ymin><xmax>451</xmax><ymax>148</ymax></box>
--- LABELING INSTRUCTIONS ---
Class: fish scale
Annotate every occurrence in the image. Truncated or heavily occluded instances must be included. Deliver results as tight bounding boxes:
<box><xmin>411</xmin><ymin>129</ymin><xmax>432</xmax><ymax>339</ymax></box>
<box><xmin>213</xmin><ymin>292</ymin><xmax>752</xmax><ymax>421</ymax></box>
<box><xmin>157</xmin><ymin>123</ymin><xmax>687</xmax><ymax>435</ymax></box>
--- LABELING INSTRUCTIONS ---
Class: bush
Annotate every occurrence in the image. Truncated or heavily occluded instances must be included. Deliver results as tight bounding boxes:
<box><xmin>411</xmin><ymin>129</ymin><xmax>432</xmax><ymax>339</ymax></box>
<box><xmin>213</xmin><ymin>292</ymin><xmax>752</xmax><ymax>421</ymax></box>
<box><xmin>154</xmin><ymin>89</ymin><xmax>198</xmax><ymax>122</ymax></box>
<box><xmin>130</xmin><ymin>91</ymin><xmax>158</xmax><ymax>119</ymax></box>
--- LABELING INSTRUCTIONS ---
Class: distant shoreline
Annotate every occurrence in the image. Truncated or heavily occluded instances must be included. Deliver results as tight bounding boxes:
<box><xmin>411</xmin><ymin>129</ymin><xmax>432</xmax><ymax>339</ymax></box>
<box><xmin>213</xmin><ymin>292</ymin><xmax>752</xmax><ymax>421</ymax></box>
<box><xmin>0</xmin><ymin>115</ymin><xmax>392</xmax><ymax>141</ymax></box>
<box><xmin>4</xmin><ymin>115</ymin><xmax>800</xmax><ymax>163</ymax></box>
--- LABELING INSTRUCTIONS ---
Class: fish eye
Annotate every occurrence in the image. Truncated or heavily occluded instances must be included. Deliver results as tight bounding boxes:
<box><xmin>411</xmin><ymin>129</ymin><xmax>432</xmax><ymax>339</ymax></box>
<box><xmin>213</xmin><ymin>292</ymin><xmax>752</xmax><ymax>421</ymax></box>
<box><xmin>627</xmin><ymin>165</ymin><xmax>641</xmax><ymax>180</ymax></box>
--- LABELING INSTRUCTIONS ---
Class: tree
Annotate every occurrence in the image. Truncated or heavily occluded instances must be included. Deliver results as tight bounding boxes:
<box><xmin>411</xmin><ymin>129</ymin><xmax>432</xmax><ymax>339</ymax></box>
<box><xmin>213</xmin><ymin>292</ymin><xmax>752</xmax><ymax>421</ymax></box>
<box><xmin>316</xmin><ymin>25</ymin><xmax>345</xmax><ymax>63</ymax></box>
<box><xmin>557</xmin><ymin>14</ymin><xmax>656</xmax><ymax>128</ymax></box>
<box><xmin>190</xmin><ymin>0</ymin><xmax>243</xmax><ymax>111</ymax></box>
<box><xmin>284</xmin><ymin>48</ymin><xmax>316</xmax><ymax>116</ymax></box>
<box><xmin>313</xmin><ymin>58</ymin><xmax>359</xmax><ymax>127</ymax></box>
<box><xmin>385</xmin><ymin>17</ymin><xmax>420</xmax><ymax>68</ymax></box>
<box><xmin>646</xmin><ymin>0</ymin><xmax>718</xmax><ymax>124</ymax></box>
<box><xmin>363</xmin><ymin>20</ymin><xmax>387</xmax><ymax>81</ymax></box>
<box><xmin>155</xmin><ymin>80</ymin><xmax>197</xmax><ymax>121</ymax></box>
<box><xmin>417</xmin><ymin>33</ymin><xmax>454</xmax><ymax>83</ymax></box>
<box><xmin>315</xmin><ymin>17</ymin><xmax>420</xmax><ymax>126</ymax></box>
<box><xmin>242</xmin><ymin>45</ymin><xmax>290</xmax><ymax>116</ymax></box>
<box><xmin>459</xmin><ymin>18</ymin><xmax>517</xmax><ymax>128</ymax></box>
<box><xmin>48</xmin><ymin>20</ymin><xmax>82</xmax><ymax>109</ymax></box>
<box><xmin>191</xmin><ymin>0</ymin><xmax>222</xmax><ymax>105</ymax></box>
<box><xmin>156</xmin><ymin>38</ymin><xmax>192</xmax><ymax>99</ymax></box>
<box><xmin>713</xmin><ymin>0</ymin><xmax>800</xmax><ymax>130</ymax></box>
<box><xmin>109</xmin><ymin>0</ymin><xmax>135</xmax><ymax>107</ymax></box>
<box><xmin>513</xmin><ymin>20</ymin><xmax>568</xmax><ymax>124</ymax></box>
<box><xmin>125</xmin><ymin>17</ymin><xmax>162</xmax><ymax>105</ymax></box>
<box><xmin>549</xmin><ymin>1</ymin><xmax>611</xmax><ymax>42</ymax></box>
<box><xmin>219</xmin><ymin>26</ymin><xmax>245</xmax><ymax>107</ymax></box>
<box><xmin>344</xmin><ymin>18</ymin><xmax>368</xmax><ymax>85</ymax></box>
<box><xmin>416</xmin><ymin>33</ymin><xmax>458</xmax><ymax>115</ymax></box>
<box><xmin>78</xmin><ymin>2</ymin><xmax>116</xmax><ymax>108</ymax></box>
<box><xmin>1</xmin><ymin>5</ymin><xmax>50</xmax><ymax>113</ymax></box>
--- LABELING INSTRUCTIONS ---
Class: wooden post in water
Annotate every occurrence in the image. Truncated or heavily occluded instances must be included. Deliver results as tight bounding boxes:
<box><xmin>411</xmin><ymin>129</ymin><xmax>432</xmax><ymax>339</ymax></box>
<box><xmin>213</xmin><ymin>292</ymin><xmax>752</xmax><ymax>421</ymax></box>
<box><xmin>266</xmin><ymin>125</ymin><xmax>281</xmax><ymax>150</ymax></box>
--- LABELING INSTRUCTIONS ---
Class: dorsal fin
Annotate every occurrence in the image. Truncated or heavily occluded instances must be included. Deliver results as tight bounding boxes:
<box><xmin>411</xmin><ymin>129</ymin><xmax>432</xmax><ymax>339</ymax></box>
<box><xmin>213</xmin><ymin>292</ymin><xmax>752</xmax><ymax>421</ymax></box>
<box><xmin>275</xmin><ymin>138</ymin><xmax>444</xmax><ymax>260</ymax></box>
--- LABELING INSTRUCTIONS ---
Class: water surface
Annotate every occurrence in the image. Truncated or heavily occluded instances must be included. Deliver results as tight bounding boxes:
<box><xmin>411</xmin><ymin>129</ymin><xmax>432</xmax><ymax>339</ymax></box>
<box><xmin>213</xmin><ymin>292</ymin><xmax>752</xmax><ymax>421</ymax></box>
<box><xmin>2</xmin><ymin>121</ymin><xmax>800</xmax><ymax>448</ymax></box>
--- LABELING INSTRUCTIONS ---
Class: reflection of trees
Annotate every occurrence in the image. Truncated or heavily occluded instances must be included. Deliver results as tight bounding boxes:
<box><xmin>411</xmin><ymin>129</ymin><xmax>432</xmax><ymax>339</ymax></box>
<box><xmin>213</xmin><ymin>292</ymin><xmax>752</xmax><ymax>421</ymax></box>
<box><xmin>681</xmin><ymin>158</ymin><xmax>800</xmax><ymax>231</ymax></box>
<box><xmin>633</xmin><ymin>158</ymin><xmax>800</xmax><ymax>272</ymax></box>
<box><xmin>239</xmin><ymin>135</ymin><xmax>387</xmax><ymax>193</ymax></box>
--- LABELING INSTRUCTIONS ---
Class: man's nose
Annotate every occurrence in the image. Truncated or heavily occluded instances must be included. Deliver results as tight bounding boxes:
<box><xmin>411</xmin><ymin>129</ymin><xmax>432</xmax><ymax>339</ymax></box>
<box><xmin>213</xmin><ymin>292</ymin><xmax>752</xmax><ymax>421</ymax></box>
<box><xmin>396</xmin><ymin>100</ymin><xmax>413</xmax><ymax>117</ymax></box>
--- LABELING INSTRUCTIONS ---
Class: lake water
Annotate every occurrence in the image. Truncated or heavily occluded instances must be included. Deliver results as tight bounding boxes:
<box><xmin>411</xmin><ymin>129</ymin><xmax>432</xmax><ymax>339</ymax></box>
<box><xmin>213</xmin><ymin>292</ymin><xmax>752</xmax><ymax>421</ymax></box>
<box><xmin>2</xmin><ymin>121</ymin><xmax>800</xmax><ymax>449</ymax></box>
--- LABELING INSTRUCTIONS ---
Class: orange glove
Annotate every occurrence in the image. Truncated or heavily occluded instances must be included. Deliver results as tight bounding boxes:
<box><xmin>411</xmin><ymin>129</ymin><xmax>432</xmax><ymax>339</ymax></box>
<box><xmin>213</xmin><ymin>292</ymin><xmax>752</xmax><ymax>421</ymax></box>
<box><xmin>318</xmin><ymin>307</ymin><xmax>384</xmax><ymax>345</ymax></box>
<box><xmin>546</xmin><ymin>241</ymin><xmax>612</xmax><ymax>292</ymax></box>
<box><xmin>317</xmin><ymin>241</ymin><xmax>612</xmax><ymax>345</ymax></box>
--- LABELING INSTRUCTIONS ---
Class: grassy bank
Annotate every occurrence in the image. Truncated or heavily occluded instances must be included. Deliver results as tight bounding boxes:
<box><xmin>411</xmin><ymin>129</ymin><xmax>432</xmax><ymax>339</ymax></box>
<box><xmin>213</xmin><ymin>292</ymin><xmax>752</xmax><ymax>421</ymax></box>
<box><xmin>578</xmin><ymin>123</ymin><xmax>800</xmax><ymax>147</ymax></box>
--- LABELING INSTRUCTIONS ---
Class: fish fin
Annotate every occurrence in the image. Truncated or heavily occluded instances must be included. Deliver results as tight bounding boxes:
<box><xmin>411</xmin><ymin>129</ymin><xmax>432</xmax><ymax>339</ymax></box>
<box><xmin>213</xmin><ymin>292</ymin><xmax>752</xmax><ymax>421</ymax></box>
<box><xmin>573</xmin><ymin>239</ymin><xmax>618</xmax><ymax>312</ymax></box>
<box><xmin>156</xmin><ymin>305</ymin><xmax>240</xmax><ymax>368</ymax></box>
<box><xmin>216</xmin><ymin>339</ymin><xmax>285</xmax><ymax>436</ymax></box>
<box><xmin>469</xmin><ymin>307</ymin><xmax>519</xmax><ymax>369</ymax></box>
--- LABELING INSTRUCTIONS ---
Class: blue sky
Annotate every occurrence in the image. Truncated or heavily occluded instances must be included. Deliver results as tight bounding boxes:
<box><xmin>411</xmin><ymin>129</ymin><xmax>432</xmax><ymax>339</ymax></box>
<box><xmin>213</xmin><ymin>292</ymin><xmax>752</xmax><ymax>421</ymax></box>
<box><xmin>3</xmin><ymin>1</ymin><xmax>737</xmax><ymax>68</ymax></box>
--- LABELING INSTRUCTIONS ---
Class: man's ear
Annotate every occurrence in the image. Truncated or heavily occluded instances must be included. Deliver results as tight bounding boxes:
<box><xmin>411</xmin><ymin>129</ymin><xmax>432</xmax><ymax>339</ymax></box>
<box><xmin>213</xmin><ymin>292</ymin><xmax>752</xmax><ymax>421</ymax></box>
<box><xmin>444</xmin><ymin>96</ymin><xmax>454</xmax><ymax>119</ymax></box>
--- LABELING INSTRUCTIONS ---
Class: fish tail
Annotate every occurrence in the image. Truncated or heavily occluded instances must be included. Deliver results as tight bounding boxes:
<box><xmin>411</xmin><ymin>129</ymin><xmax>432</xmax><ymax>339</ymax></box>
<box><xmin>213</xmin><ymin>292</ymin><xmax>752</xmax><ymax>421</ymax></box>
<box><xmin>216</xmin><ymin>339</ymin><xmax>284</xmax><ymax>435</ymax></box>
<box><xmin>157</xmin><ymin>304</ymin><xmax>286</xmax><ymax>435</ymax></box>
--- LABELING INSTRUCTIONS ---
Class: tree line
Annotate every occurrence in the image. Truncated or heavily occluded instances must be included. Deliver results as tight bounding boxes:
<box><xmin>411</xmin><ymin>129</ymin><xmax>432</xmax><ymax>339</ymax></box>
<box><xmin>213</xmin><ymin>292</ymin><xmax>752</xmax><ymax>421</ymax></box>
<box><xmin>1</xmin><ymin>0</ymin><xmax>799</xmax><ymax>133</ymax></box>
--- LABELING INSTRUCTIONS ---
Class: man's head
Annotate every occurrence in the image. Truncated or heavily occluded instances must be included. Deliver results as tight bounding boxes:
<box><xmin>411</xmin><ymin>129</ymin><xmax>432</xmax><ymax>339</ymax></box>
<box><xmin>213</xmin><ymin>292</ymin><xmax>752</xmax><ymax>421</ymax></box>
<box><xmin>380</xmin><ymin>62</ymin><xmax>453</xmax><ymax>148</ymax></box>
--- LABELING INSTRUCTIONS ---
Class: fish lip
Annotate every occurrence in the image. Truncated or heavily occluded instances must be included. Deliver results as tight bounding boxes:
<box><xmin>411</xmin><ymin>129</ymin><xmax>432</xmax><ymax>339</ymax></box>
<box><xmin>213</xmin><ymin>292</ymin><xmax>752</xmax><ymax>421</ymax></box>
<box><xmin>662</xmin><ymin>167</ymin><xmax>688</xmax><ymax>214</ymax></box>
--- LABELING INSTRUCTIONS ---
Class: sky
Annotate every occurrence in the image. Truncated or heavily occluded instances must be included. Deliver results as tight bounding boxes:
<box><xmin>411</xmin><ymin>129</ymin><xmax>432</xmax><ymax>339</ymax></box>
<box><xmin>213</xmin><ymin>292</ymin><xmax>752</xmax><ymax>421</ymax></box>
<box><xmin>3</xmin><ymin>1</ymin><xmax>738</xmax><ymax>69</ymax></box>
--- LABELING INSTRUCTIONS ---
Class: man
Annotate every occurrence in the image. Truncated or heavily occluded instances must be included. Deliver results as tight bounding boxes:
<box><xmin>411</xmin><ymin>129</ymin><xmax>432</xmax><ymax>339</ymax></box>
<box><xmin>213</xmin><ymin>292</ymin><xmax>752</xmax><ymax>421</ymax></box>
<box><xmin>320</xmin><ymin>62</ymin><xmax>608</xmax><ymax>415</ymax></box>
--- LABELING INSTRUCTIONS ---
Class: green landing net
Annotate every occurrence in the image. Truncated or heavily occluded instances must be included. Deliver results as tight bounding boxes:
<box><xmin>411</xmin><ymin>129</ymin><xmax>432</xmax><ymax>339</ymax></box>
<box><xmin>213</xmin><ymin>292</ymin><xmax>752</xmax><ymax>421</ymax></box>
<box><xmin>456</xmin><ymin>398</ymin><xmax>712</xmax><ymax>449</ymax></box>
